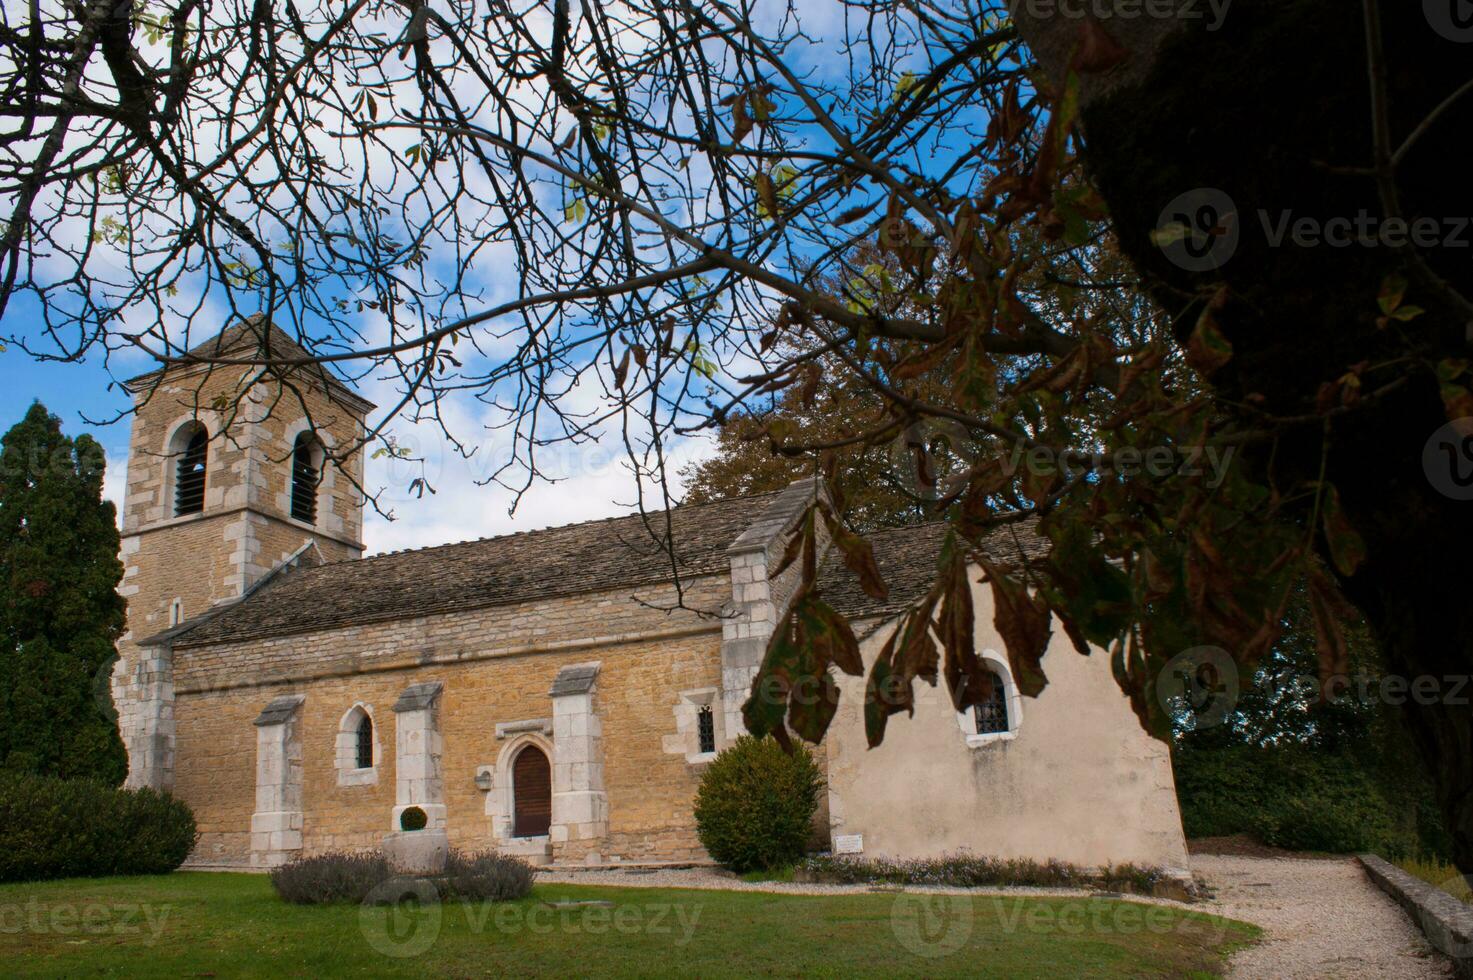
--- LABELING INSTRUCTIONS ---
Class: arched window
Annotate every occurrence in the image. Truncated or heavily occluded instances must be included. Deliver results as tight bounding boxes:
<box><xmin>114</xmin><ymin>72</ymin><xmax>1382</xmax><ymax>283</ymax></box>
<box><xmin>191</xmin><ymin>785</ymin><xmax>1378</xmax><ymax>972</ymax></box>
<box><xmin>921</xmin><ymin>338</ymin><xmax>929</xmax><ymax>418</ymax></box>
<box><xmin>290</xmin><ymin>432</ymin><xmax>322</xmax><ymax>524</ymax></box>
<box><xmin>335</xmin><ymin>704</ymin><xmax>379</xmax><ymax>785</ymax></box>
<box><xmin>173</xmin><ymin>423</ymin><xmax>207</xmax><ymax>516</ymax></box>
<box><xmin>972</xmin><ymin>674</ymin><xmax>1010</xmax><ymax>735</ymax></box>
<box><xmin>355</xmin><ymin>713</ymin><xmax>374</xmax><ymax>769</ymax></box>
<box><xmin>955</xmin><ymin>656</ymin><xmax>1021</xmax><ymax>746</ymax></box>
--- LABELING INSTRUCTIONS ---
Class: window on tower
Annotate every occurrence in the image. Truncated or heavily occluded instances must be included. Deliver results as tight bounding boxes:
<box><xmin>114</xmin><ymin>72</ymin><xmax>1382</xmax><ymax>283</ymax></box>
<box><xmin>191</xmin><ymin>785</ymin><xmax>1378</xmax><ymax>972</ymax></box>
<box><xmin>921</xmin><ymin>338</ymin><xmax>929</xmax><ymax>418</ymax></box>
<box><xmin>291</xmin><ymin>432</ymin><xmax>322</xmax><ymax>524</ymax></box>
<box><xmin>173</xmin><ymin>424</ymin><xmax>207</xmax><ymax>516</ymax></box>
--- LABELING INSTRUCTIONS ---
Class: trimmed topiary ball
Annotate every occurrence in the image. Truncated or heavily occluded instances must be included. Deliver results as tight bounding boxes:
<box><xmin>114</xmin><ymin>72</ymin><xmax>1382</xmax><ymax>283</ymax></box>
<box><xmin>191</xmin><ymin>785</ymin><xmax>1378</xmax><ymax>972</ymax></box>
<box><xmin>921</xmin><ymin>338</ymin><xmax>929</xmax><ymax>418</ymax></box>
<box><xmin>694</xmin><ymin>735</ymin><xmax>823</xmax><ymax>873</ymax></box>
<box><xmin>399</xmin><ymin>806</ymin><xmax>428</xmax><ymax>831</ymax></box>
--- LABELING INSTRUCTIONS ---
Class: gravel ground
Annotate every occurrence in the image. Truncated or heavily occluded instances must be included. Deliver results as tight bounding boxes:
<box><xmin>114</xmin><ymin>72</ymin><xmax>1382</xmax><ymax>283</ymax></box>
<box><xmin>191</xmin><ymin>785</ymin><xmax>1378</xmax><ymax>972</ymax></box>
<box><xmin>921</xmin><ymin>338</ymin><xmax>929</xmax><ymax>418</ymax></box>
<box><xmin>1192</xmin><ymin>854</ymin><xmax>1454</xmax><ymax>979</ymax></box>
<box><xmin>540</xmin><ymin>855</ymin><xmax>1456</xmax><ymax>978</ymax></box>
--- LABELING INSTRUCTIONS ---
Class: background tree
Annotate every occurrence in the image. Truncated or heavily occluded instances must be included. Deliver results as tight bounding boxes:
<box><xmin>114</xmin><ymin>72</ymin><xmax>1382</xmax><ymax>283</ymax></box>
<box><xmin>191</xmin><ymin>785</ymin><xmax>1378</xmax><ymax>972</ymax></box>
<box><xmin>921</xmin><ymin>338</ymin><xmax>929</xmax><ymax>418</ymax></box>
<box><xmin>0</xmin><ymin>403</ymin><xmax>127</xmax><ymax>783</ymax></box>
<box><xmin>680</xmin><ymin>334</ymin><xmax>956</xmax><ymax>530</ymax></box>
<box><xmin>0</xmin><ymin>1</ymin><xmax>1468</xmax><ymax>870</ymax></box>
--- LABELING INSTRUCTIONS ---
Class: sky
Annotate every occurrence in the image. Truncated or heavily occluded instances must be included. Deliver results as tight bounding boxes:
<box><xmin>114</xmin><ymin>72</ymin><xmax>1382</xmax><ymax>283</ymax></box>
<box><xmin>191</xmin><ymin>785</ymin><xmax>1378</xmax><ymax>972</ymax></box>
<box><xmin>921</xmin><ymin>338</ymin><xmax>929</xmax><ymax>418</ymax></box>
<box><xmin>0</xmin><ymin>307</ymin><xmax>716</xmax><ymax>555</ymax></box>
<box><xmin>0</xmin><ymin>0</ymin><xmax>964</xmax><ymax>553</ymax></box>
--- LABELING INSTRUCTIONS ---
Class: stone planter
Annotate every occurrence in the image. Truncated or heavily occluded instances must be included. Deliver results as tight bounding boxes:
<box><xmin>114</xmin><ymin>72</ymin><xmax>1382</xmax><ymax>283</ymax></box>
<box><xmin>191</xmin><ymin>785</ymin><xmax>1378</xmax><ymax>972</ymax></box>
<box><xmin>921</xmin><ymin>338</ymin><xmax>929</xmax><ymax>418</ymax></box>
<box><xmin>382</xmin><ymin>829</ymin><xmax>449</xmax><ymax>875</ymax></box>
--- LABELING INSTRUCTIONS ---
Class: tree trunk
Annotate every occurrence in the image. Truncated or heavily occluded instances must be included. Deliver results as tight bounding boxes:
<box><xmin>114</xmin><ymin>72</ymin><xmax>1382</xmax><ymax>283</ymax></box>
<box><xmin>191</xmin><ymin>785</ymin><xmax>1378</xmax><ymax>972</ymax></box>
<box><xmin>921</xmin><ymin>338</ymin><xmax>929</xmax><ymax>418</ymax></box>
<box><xmin>1011</xmin><ymin>0</ymin><xmax>1473</xmax><ymax>869</ymax></box>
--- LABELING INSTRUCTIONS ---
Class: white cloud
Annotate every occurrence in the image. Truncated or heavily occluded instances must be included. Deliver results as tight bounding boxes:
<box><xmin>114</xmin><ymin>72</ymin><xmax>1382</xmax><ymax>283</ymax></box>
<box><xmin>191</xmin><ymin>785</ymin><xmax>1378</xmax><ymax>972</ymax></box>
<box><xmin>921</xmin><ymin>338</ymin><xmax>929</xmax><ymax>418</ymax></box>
<box><xmin>361</xmin><ymin>410</ymin><xmax>716</xmax><ymax>555</ymax></box>
<box><xmin>102</xmin><ymin>450</ymin><xmax>128</xmax><ymax>528</ymax></box>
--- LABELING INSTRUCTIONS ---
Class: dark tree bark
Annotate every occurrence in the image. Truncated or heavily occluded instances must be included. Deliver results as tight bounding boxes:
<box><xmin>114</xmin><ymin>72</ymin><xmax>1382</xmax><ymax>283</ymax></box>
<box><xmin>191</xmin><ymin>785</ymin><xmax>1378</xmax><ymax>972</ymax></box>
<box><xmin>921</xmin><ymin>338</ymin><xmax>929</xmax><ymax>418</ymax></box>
<box><xmin>1013</xmin><ymin>0</ymin><xmax>1473</xmax><ymax>870</ymax></box>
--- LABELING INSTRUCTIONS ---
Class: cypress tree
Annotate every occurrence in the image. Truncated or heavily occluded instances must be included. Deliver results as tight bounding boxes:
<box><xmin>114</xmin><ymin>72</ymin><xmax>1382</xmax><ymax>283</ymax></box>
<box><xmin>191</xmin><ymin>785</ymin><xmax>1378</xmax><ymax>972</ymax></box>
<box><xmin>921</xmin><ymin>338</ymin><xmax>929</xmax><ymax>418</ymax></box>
<box><xmin>0</xmin><ymin>402</ymin><xmax>127</xmax><ymax>783</ymax></box>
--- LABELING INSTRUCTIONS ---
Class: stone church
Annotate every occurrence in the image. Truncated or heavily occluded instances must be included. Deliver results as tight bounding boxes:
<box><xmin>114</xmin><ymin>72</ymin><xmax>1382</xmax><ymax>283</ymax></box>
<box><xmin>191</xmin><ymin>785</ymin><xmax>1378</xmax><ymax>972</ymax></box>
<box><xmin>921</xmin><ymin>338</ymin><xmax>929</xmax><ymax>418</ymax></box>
<box><xmin>110</xmin><ymin>319</ymin><xmax>1190</xmax><ymax>873</ymax></box>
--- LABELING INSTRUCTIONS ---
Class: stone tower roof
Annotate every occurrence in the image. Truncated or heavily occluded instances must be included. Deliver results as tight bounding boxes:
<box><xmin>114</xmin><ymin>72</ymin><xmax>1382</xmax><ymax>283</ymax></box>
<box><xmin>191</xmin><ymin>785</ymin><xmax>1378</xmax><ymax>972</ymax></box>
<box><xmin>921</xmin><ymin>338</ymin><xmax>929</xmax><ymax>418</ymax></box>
<box><xmin>123</xmin><ymin>314</ymin><xmax>375</xmax><ymax>414</ymax></box>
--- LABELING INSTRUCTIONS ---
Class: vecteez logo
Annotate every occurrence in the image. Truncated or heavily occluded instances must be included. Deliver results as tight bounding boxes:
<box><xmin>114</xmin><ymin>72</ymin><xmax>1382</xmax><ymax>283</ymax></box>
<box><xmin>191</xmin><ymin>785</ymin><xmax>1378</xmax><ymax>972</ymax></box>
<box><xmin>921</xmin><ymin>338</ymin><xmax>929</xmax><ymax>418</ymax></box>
<box><xmin>1425</xmin><ymin>0</ymin><xmax>1473</xmax><ymax>42</ymax></box>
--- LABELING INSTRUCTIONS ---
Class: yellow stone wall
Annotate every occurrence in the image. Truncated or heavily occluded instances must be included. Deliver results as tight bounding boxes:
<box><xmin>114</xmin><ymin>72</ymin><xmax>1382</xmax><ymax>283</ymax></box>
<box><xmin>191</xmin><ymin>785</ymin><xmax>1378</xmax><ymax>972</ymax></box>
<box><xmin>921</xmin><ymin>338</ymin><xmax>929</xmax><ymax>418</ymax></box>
<box><xmin>171</xmin><ymin>576</ymin><xmax>732</xmax><ymax>866</ymax></box>
<box><xmin>118</xmin><ymin>362</ymin><xmax>366</xmax><ymax>654</ymax></box>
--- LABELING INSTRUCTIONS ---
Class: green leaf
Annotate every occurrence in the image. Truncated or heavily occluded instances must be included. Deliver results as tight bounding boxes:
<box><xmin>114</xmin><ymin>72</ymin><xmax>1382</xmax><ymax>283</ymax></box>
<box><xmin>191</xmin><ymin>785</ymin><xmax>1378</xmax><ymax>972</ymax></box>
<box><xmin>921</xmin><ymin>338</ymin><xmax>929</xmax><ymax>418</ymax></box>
<box><xmin>564</xmin><ymin>198</ymin><xmax>588</xmax><ymax>224</ymax></box>
<box><xmin>1320</xmin><ymin>484</ymin><xmax>1366</xmax><ymax>577</ymax></box>
<box><xmin>891</xmin><ymin>71</ymin><xmax>919</xmax><ymax>103</ymax></box>
<box><xmin>1377</xmin><ymin>273</ymin><xmax>1408</xmax><ymax>315</ymax></box>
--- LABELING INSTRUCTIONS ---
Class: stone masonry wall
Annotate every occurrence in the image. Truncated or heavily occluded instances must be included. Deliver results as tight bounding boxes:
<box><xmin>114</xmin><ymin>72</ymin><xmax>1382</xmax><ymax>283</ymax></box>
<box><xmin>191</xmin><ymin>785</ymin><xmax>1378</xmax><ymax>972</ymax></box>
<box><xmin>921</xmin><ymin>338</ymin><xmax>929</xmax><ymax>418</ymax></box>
<box><xmin>170</xmin><ymin>577</ymin><xmax>729</xmax><ymax>866</ymax></box>
<box><xmin>113</xmin><ymin>361</ymin><xmax>367</xmax><ymax>789</ymax></box>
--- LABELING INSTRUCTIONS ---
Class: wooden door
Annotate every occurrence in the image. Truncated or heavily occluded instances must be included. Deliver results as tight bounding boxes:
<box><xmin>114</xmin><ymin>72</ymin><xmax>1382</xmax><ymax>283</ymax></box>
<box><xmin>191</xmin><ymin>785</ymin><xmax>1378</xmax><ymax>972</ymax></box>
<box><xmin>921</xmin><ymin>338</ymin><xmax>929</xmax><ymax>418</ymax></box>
<box><xmin>512</xmin><ymin>745</ymin><xmax>552</xmax><ymax>838</ymax></box>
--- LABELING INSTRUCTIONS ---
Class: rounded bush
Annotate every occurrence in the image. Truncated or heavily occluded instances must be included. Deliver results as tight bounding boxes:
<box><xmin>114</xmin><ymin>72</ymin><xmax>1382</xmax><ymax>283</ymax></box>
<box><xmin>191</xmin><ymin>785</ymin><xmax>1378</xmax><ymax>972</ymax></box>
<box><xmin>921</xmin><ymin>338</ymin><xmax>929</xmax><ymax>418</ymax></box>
<box><xmin>0</xmin><ymin>771</ymin><xmax>197</xmax><ymax>882</ymax></box>
<box><xmin>693</xmin><ymin>735</ymin><xmax>823</xmax><ymax>873</ymax></box>
<box><xmin>399</xmin><ymin>806</ymin><xmax>428</xmax><ymax>831</ymax></box>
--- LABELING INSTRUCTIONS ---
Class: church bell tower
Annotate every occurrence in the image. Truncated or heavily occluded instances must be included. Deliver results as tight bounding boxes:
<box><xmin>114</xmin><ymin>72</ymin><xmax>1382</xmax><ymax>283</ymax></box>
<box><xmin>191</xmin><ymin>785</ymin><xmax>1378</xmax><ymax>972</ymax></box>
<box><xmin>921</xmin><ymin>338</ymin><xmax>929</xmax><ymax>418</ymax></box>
<box><xmin>110</xmin><ymin>316</ymin><xmax>373</xmax><ymax>788</ymax></box>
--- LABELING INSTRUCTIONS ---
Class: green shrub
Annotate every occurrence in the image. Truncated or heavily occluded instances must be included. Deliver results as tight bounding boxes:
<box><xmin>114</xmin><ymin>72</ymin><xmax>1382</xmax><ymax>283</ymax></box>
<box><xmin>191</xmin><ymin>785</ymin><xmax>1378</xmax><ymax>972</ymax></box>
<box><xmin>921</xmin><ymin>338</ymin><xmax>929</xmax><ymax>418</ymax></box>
<box><xmin>1172</xmin><ymin>743</ymin><xmax>1423</xmax><ymax>857</ymax></box>
<box><xmin>442</xmin><ymin>850</ymin><xmax>535</xmax><ymax>901</ymax></box>
<box><xmin>269</xmin><ymin>849</ymin><xmax>534</xmax><ymax>904</ymax></box>
<box><xmin>271</xmin><ymin>852</ymin><xmax>390</xmax><ymax>904</ymax></box>
<box><xmin>399</xmin><ymin>806</ymin><xmax>428</xmax><ymax>831</ymax></box>
<box><xmin>0</xmin><ymin>771</ymin><xmax>197</xmax><ymax>882</ymax></box>
<box><xmin>693</xmin><ymin>735</ymin><xmax>823</xmax><ymax>873</ymax></box>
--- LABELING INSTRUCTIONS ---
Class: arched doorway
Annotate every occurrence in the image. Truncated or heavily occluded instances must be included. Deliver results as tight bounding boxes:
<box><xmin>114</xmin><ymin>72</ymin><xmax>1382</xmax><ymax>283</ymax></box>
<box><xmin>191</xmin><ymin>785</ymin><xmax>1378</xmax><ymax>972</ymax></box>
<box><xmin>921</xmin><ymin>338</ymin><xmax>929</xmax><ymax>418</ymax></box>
<box><xmin>512</xmin><ymin>744</ymin><xmax>552</xmax><ymax>838</ymax></box>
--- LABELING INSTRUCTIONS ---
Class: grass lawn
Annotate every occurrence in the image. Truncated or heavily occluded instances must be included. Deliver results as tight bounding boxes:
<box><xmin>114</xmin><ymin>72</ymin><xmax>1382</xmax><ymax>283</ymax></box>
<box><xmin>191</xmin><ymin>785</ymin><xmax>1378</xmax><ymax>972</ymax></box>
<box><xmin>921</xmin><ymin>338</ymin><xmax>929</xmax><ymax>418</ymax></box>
<box><xmin>0</xmin><ymin>872</ymin><xmax>1258</xmax><ymax>978</ymax></box>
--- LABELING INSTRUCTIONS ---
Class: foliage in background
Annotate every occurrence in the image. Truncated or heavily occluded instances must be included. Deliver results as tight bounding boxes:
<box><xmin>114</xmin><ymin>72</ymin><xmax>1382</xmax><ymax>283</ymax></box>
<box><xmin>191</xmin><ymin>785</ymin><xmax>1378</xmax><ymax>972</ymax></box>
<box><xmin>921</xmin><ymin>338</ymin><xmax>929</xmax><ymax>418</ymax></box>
<box><xmin>1173</xmin><ymin>743</ymin><xmax>1438</xmax><ymax>857</ymax></box>
<box><xmin>0</xmin><ymin>771</ymin><xmax>197</xmax><ymax>882</ymax></box>
<box><xmin>1172</xmin><ymin>587</ymin><xmax>1449</xmax><ymax>859</ymax></box>
<box><xmin>0</xmin><ymin>403</ymin><xmax>127</xmax><ymax>784</ymax></box>
<box><xmin>694</xmin><ymin>735</ymin><xmax>823</xmax><ymax>873</ymax></box>
<box><xmin>270</xmin><ymin>849</ymin><xmax>533</xmax><ymax>904</ymax></box>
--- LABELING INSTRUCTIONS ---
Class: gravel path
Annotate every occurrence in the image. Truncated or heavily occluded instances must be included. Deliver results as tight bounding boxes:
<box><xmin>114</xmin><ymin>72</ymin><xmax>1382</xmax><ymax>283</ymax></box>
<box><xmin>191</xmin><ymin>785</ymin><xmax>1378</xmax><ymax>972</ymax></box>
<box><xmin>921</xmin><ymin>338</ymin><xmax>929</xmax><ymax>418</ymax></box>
<box><xmin>540</xmin><ymin>855</ymin><xmax>1455</xmax><ymax>978</ymax></box>
<box><xmin>1191</xmin><ymin>854</ymin><xmax>1454</xmax><ymax>979</ymax></box>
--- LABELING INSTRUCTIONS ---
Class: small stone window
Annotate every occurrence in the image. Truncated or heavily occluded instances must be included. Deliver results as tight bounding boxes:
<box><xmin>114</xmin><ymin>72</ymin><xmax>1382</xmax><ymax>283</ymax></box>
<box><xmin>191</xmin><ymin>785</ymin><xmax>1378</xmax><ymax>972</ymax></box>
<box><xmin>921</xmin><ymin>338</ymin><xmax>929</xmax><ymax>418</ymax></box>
<box><xmin>972</xmin><ymin>678</ymin><xmax>1009</xmax><ymax>735</ymax></box>
<box><xmin>335</xmin><ymin>704</ymin><xmax>379</xmax><ymax>786</ymax></box>
<box><xmin>663</xmin><ymin>689</ymin><xmax>721</xmax><ymax>763</ymax></box>
<box><xmin>955</xmin><ymin>654</ymin><xmax>1021</xmax><ymax>747</ymax></box>
<box><xmin>173</xmin><ymin>424</ymin><xmax>207</xmax><ymax>516</ymax></box>
<box><xmin>290</xmin><ymin>432</ymin><xmax>322</xmax><ymax>524</ymax></box>
<box><xmin>355</xmin><ymin>713</ymin><xmax>374</xmax><ymax>769</ymax></box>
<box><xmin>696</xmin><ymin>704</ymin><xmax>716</xmax><ymax>755</ymax></box>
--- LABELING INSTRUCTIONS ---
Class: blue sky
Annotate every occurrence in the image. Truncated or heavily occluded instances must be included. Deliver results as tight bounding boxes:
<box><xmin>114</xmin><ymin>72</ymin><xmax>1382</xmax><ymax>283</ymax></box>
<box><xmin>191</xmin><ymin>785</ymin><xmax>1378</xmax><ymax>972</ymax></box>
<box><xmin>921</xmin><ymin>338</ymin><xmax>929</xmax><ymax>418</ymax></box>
<box><xmin>0</xmin><ymin>5</ymin><xmax>983</xmax><ymax>554</ymax></box>
<box><xmin>0</xmin><ymin>296</ymin><xmax>707</xmax><ymax>555</ymax></box>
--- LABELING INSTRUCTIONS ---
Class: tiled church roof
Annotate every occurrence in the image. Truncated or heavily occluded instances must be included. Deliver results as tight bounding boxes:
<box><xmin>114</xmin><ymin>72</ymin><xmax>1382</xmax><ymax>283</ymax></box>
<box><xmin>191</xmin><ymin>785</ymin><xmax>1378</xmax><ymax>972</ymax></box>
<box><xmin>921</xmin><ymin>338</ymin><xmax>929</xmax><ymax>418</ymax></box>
<box><xmin>166</xmin><ymin>489</ymin><xmax>790</xmax><ymax>648</ymax></box>
<box><xmin>814</xmin><ymin>516</ymin><xmax>1047</xmax><ymax>623</ymax></box>
<box><xmin>160</xmin><ymin>485</ymin><xmax>1045</xmax><ymax>650</ymax></box>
